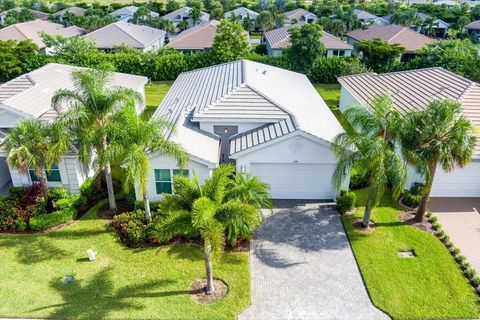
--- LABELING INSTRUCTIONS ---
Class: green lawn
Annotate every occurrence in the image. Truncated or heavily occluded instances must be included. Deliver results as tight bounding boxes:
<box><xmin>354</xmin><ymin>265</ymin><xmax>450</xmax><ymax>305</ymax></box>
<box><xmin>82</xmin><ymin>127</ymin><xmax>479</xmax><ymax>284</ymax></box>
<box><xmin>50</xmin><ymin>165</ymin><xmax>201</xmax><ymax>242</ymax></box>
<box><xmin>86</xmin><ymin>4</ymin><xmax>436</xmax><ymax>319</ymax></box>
<box><xmin>0</xmin><ymin>200</ymin><xmax>250</xmax><ymax>320</ymax></box>
<box><xmin>142</xmin><ymin>81</ymin><xmax>173</xmax><ymax>121</ymax></box>
<box><xmin>343</xmin><ymin>189</ymin><xmax>479</xmax><ymax>319</ymax></box>
<box><xmin>314</xmin><ymin>83</ymin><xmax>353</xmax><ymax>132</ymax></box>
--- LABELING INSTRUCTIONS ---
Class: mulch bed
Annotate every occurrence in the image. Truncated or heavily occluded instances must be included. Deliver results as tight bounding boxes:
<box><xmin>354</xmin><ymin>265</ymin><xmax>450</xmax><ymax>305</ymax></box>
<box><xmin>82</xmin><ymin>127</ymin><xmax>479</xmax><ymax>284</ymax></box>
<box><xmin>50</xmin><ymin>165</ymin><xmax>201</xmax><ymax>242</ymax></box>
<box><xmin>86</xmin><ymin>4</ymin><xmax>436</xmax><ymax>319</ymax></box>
<box><xmin>98</xmin><ymin>199</ymin><xmax>132</xmax><ymax>220</ymax></box>
<box><xmin>189</xmin><ymin>278</ymin><xmax>228</xmax><ymax>304</ymax></box>
<box><xmin>225</xmin><ymin>238</ymin><xmax>250</xmax><ymax>252</ymax></box>
<box><xmin>398</xmin><ymin>211</ymin><xmax>436</xmax><ymax>234</ymax></box>
<box><xmin>351</xmin><ymin>218</ymin><xmax>376</xmax><ymax>232</ymax></box>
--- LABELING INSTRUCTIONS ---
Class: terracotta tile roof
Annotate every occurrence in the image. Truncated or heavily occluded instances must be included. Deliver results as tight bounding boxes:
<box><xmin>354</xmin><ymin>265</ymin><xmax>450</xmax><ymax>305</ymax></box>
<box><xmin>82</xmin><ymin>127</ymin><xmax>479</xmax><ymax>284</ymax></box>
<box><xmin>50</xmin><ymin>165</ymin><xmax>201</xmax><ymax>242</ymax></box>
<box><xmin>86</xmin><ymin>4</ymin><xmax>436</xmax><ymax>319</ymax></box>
<box><xmin>167</xmin><ymin>20</ymin><xmax>219</xmax><ymax>50</ymax></box>
<box><xmin>346</xmin><ymin>24</ymin><xmax>434</xmax><ymax>53</ymax></box>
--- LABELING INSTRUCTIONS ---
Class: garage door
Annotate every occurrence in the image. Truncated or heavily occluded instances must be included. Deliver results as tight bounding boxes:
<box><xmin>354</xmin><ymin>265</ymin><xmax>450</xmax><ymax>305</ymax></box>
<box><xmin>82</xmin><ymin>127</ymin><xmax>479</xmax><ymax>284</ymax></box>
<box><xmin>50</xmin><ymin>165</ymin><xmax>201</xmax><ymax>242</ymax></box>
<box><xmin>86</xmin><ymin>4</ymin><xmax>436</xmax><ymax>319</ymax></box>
<box><xmin>431</xmin><ymin>162</ymin><xmax>480</xmax><ymax>197</ymax></box>
<box><xmin>251</xmin><ymin>163</ymin><xmax>336</xmax><ymax>199</ymax></box>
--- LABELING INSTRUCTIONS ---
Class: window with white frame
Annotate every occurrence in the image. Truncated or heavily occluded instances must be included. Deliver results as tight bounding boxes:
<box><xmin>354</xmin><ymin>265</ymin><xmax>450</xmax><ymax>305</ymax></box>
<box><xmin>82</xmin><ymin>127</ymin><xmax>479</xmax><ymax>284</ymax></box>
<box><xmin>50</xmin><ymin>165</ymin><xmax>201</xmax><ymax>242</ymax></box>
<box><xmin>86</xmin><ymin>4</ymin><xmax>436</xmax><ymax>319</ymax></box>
<box><xmin>154</xmin><ymin>169</ymin><xmax>190</xmax><ymax>194</ymax></box>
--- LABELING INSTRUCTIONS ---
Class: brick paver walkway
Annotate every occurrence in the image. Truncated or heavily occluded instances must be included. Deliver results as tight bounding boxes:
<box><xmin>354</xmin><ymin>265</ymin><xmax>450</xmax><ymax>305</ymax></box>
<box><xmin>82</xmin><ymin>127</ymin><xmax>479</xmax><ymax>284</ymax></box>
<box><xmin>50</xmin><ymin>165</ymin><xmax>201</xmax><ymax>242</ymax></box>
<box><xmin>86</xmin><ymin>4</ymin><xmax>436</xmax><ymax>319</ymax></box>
<box><xmin>430</xmin><ymin>198</ymin><xmax>480</xmax><ymax>274</ymax></box>
<box><xmin>239</xmin><ymin>202</ymin><xmax>390</xmax><ymax>320</ymax></box>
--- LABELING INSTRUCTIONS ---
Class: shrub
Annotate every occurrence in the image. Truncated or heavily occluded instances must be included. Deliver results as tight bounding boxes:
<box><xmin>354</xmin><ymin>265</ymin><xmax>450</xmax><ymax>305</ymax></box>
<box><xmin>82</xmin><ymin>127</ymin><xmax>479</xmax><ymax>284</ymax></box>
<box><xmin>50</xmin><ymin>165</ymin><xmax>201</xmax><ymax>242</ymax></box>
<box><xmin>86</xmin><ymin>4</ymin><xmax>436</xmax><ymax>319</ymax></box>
<box><xmin>410</xmin><ymin>182</ymin><xmax>425</xmax><ymax>195</ymax></box>
<box><xmin>80</xmin><ymin>177</ymin><xmax>96</xmax><ymax>200</ymax></box>
<box><xmin>430</xmin><ymin>216</ymin><xmax>438</xmax><ymax>223</ymax></box>
<box><xmin>53</xmin><ymin>195</ymin><xmax>80</xmax><ymax>210</ymax></box>
<box><xmin>308</xmin><ymin>56</ymin><xmax>368</xmax><ymax>84</ymax></box>
<box><xmin>402</xmin><ymin>189</ymin><xmax>422</xmax><ymax>208</ymax></box>
<box><xmin>466</xmin><ymin>267</ymin><xmax>477</xmax><ymax>278</ymax></box>
<box><xmin>112</xmin><ymin>210</ymin><xmax>153</xmax><ymax>246</ymax></box>
<box><xmin>49</xmin><ymin>187</ymin><xmax>69</xmax><ymax>202</ymax></box>
<box><xmin>0</xmin><ymin>199</ymin><xmax>26</xmax><ymax>231</ymax></box>
<box><xmin>349</xmin><ymin>166</ymin><xmax>369</xmax><ymax>189</ymax></box>
<box><xmin>336</xmin><ymin>190</ymin><xmax>357</xmax><ymax>214</ymax></box>
<box><xmin>134</xmin><ymin>200</ymin><xmax>162</xmax><ymax>212</ymax></box>
<box><xmin>29</xmin><ymin>207</ymin><xmax>77</xmax><ymax>231</ymax></box>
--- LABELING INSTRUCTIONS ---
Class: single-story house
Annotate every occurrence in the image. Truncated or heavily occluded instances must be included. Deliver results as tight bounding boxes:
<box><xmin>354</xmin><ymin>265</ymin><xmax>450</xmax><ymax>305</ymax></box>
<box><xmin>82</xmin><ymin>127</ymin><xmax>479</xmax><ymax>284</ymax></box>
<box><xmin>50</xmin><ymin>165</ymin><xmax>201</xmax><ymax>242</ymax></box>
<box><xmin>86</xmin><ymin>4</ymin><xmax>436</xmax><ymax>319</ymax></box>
<box><xmin>281</xmin><ymin>8</ymin><xmax>318</xmax><ymax>25</ymax></box>
<box><xmin>109</xmin><ymin>5</ymin><xmax>159</xmax><ymax>22</ymax></box>
<box><xmin>264</xmin><ymin>25</ymin><xmax>353</xmax><ymax>57</ymax></box>
<box><xmin>84</xmin><ymin>21</ymin><xmax>166</xmax><ymax>51</ymax></box>
<box><xmin>433</xmin><ymin>0</ymin><xmax>459</xmax><ymax>6</ymax></box>
<box><xmin>224</xmin><ymin>7</ymin><xmax>259</xmax><ymax>21</ymax></box>
<box><xmin>167</xmin><ymin>20</ymin><xmax>220</xmax><ymax>53</ymax></box>
<box><xmin>353</xmin><ymin>9</ymin><xmax>389</xmax><ymax>26</ymax></box>
<box><xmin>0</xmin><ymin>7</ymin><xmax>49</xmax><ymax>25</ymax></box>
<box><xmin>162</xmin><ymin>6</ymin><xmax>210</xmax><ymax>30</ymax></box>
<box><xmin>338</xmin><ymin>67</ymin><xmax>480</xmax><ymax>197</ymax></box>
<box><xmin>416</xmin><ymin>13</ymin><xmax>449</xmax><ymax>38</ymax></box>
<box><xmin>466</xmin><ymin>20</ymin><xmax>480</xmax><ymax>39</ymax></box>
<box><xmin>144</xmin><ymin>60</ymin><xmax>345</xmax><ymax>201</ymax></box>
<box><xmin>53</xmin><ymin>6</ymin><xmax>88</xmax><ymax>20</ymax></box>
<box><xmin>346</xmin><ymin>24</ymin><xmax>435</xmax><ymax>59</ymax></box>
<box><xmin>0</xmin><ymin>20</ymin><xmax>86</xmax><ymax>52</ymax></box>
<box><xmin>0</xmin><ymin>63</ymin><xmax>148</xmax><ymax>193</ymax></box>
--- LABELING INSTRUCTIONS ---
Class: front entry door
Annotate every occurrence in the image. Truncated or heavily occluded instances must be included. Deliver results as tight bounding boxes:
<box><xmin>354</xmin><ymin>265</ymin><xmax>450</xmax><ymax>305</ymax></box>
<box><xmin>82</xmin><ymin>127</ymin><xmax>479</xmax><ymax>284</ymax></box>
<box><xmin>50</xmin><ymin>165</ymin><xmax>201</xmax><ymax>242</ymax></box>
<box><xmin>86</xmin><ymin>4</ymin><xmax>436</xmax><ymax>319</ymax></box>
<box><xmin>213</xmin><ymin>125</ymin><xmax>238</xmax><ymax>164</ymax></box>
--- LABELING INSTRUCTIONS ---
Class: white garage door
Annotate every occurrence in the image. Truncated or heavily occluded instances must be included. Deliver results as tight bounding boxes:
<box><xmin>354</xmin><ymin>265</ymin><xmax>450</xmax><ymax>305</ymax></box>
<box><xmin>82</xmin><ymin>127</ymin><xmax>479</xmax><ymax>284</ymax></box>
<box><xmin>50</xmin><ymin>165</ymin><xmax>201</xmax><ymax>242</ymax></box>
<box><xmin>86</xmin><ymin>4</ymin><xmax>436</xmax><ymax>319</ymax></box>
<box><xmin>431</xmin><ymin>162</ymin><xmax>480</xmax><ymax>197</ymax></box>
<box><xmin>251</xmin><ymin>163</ymin><xmax>336</xmax><ymax>199</ymax></box>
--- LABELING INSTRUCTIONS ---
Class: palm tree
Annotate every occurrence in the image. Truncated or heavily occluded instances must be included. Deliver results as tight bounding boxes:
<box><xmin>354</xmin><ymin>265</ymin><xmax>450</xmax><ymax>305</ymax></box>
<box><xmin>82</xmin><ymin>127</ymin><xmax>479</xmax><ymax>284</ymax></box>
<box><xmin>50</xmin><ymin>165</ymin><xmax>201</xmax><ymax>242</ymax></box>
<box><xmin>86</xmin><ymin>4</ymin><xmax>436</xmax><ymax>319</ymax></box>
<box><xmin>332</xmin><ymin>94</ymin><xmax>407</xmax><ymax>228</ymax></box>
<box><xmin>155</xmin><ymin>165</ymin><xmax>265</xmax><ymax>293</ymax></box>
<box><xmin>3</xmin><ymin>119</ymin><xmax>70</xmax><ymax>200</ymax></box>
<box><xmin>225</xmin><ymin>173</ymin><xmax>272</xmax><ymax>209</ymax></box>
<box><xmin>401</xmin><ymin>99</ymin><xmax>477</xmax><ymax>222</ymax></box>
<box><xmin>118</xmin><ymin>109</ymin><xmax>188</xmax><ymax>223</ymax></box>
<box><xmin>52</xmin><ymin>69</ymin><xmax>143</xmax><ymax>212</ymax></box>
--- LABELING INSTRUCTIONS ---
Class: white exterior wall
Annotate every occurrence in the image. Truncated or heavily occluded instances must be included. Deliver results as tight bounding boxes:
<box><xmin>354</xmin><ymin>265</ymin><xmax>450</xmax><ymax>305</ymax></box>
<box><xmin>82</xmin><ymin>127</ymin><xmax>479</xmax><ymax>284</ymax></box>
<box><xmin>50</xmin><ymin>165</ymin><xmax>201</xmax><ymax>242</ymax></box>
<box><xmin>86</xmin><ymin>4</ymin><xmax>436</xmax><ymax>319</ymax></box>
<box><xmin>199</xmin><ymin>121</ymin><xmax>265</xmax><ymax>134</ymax></box>
<box><xmin>339</xmin><ymin>85</ymin><xmax>359</xmax><ymax>112</ymax></box>
<box><xmin>0</xmin><ymin>107</ymin><xmax>24</xmax><ymax>128</ymax></box>
<box><xmin>143</xmin><ymin>153</ymin><xmax>213</xmax><ymax>201</ymax></box>
<box><xmin>144</xmin><ymin>36</ymin><xmax>165</xmax><ymax>52</ymax></box>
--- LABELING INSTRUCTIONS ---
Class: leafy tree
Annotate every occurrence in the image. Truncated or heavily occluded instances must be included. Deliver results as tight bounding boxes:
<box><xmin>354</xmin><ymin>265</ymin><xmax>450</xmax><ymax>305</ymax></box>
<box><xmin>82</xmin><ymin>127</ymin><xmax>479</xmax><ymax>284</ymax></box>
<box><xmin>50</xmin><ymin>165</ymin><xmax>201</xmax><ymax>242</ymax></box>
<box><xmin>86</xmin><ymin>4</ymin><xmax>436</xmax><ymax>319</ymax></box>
<box><xmin>155</xmin><ymin>165</ymin><xmax>264</xmax><ymax>293</ymax></box>
<box><xmin>401</xmin><ymin>100</ymin><xmax>477</xmax><ymax>222</ymax></box>
<box><xmin>0</xmin><ymin>0</ymin><xmax>16</xmax><ymax>12</ymax></box>
<box><xmin>332</xmin><ymin>94</ymin><xmax>407</xmax><ymax>228</ymax></box>
<box><xmin>320</xmin><ymin>17</ymin><xmax>346</xmax><ymax>37</ymax></box>
<box><xmin>242</xmin><ymin>14</ymin><xmax>255</xmax><ymax>31</ymax></box>
<box><xmin>285</xmin><ymin>24</ymin><xmax>325</xmax><ymax>73</ymax></box>
<box><xmin>130</xmin><ymin>5</ymin><xmax>152</xmax><ymax>25</ymax></box>
<box><xmin>456</xmin><ymin>15</ymin><xmax>471</xmax><ymax>31</ymax></box>
<box><xmin>210</xmin><ymin>6</ymin><xmax>224</xmax><ymax>20</ymax></box>
<box><xmin>256</xmin><ymin>10</ymin><xmax>274</xmax><ymax>31</ymax></box>
<box><xmin>211</xmin><ymin>19</ymin><xmax>250</xmax><ymax>63</ymax></box>
<box><xmin>177</xmin><ymin>20</ymin><xmax>189</xmax><ymax>31</ymax></box>
<box><xmin>118</xmin><ymin>109</ymin><xmax>187</xmax><ymax>224</ymax></box>
<box><xmin>0</xmin><ymin>40</ymin><xmax>40</xmax><ymax>82</ymax></box>
<box><xmin>390</xmin><ymin>9</ymin><xmax>418</xmax><ymax>27</ymax></box>
<box><xmin>4</xmin><ymin>8</ymin><xmax>35</xmax><ymax>25</ymax></box>
<box><xmin>52</xmin><ymin>69</ymin><xmax>143</xmax><ymax>212</ymax></box>
<box><xmin>190</xmin><ymin>0</ymin><xmax>203</xmax><ymax>25</ymax></box>
<box><xmin>354</xmin><ymin>38</ymin><xmax>405</xmax><ymax>72</ymax></box>
<box><xmin>166</xmin><ymin>0</ymin><xmax>181</xmax><ymax>12</ymax></box>
<box><xmin>4</xmin><ymin>119</ymin><xmax>70</xmax><ymax>200</ymax></box>
<box><xmin>419</xmin><ymin>16</ymin><xmax>438</xmax><ymax>37</ymax></box>
<box><xmin>151</xmin><ymin>17</ymin><xmax>175</xmax><ymax>33</ymax></box>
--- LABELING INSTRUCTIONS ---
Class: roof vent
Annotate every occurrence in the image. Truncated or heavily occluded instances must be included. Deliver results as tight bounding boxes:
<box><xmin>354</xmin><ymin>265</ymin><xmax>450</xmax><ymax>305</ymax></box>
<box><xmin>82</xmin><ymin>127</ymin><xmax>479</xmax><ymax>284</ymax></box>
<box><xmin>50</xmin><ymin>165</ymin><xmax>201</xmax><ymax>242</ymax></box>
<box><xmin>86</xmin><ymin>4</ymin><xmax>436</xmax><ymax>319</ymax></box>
<box><xmin>167</xmin><ymin>108</ymin><xmax>174</xmax><ymax>113</ymax></box>
<box><xmin>262</xmin><ymin>70</ymin><xmax>267</xmax><ymax>75</ymax></box>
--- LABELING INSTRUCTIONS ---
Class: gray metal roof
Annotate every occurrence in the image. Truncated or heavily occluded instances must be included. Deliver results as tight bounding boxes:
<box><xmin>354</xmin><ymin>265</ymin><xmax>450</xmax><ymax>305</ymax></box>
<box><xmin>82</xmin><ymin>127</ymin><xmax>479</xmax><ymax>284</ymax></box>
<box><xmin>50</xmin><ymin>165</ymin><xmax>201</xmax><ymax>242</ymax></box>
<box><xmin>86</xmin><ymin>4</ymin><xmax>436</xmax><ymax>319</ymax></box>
<box><xmin>0</xmin><ymin>75</ymin><xmax>35</xmax><ymax>102</ymax></box>
<box><xmin>353</xmin><ymin>9</ymin><xmax>379</xmax><ymax>20</ymax></box>
<box><xmin>163</xmin><ymin>6</ymin><xmax>209</xmax><ymax>21</ymax></box>
<box><xmin>338</xmin><ymin>67</ymin><xmax>480</xmax><ymax>154</ymax></box>
<box><xmin>224</xmin><ymin>7</ymin><xmax>259</xmax><ymax>19</ymax></box>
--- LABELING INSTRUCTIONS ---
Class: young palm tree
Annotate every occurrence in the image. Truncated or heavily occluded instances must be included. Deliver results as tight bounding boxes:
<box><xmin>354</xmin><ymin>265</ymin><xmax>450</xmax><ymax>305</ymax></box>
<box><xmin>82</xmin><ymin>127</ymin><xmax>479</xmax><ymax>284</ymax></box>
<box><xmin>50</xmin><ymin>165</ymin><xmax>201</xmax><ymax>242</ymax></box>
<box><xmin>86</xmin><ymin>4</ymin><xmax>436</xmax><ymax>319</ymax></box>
<box><xmin>225</xmin><ymin>173</ymin><xmax>272</xmax><ymax>209</ymax></box>
<box><xmin>332</xmin><ymin>94</ymin><xmax>407</xmax><ymax>228</ymax></box>
<box><xmin>4</xmin><ymin>119</ymin><xmax>70</xmax><ymax>199</ymax></box>
<box><xmin>401</xmin><ymin>99</ymin><xmax>477</xmax><ymax>222</ymax></box>
<box><xmin>52</xmin><ymin>68</ymin><xmax>143</xmax><ymax>212</ymax></box>
<box><xmin>118</xmin><ymin>109</ymin><xmax>188</xmax><ymax>223</ymax></box>
<box><xmin>155</xmin><ymin>165</ymin><xmax>265</xmax><ymax>294</ymax></box>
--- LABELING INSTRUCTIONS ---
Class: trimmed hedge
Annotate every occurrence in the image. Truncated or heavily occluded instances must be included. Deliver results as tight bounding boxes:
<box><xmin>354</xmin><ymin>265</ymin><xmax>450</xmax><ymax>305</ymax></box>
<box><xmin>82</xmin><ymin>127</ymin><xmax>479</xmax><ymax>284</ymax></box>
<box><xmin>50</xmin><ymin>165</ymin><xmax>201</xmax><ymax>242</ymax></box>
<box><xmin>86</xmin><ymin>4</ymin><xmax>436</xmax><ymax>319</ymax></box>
<box><xmin>29</xmin><ymin>207</ymin><xmax>77</xmax><ymax>231</ymax></box>
<box><xmin>308</xmin><ymin>56</ymin><xmax>369</xmax><ymax>84</ymax></box>
<box><xmin>336</xmin><ymin>190</ymin><xmax>357</xmax><ymax>214</ymax></box>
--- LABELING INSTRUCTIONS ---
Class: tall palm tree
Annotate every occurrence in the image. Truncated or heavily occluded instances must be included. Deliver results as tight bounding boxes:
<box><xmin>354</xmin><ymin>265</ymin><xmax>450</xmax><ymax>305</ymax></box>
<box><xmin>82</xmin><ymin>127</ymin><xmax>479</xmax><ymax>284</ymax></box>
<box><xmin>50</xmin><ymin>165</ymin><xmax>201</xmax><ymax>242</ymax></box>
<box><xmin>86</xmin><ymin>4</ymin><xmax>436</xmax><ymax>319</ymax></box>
<box><xmin>118</xmin><ymin>109</ymin><xmax>188</xmax><ymax>223</ymax></box>
<box><xmin>52</xmin><ymin>69</ymin><xmax>143</xmax><ymax>212</ymax></box>
<box><xmin>155</xmin><ymin>165</ymin><xmax>265</xmax><ymax>293</ymax></box>
<box><xmin>332</xmin><ymin>94</ymin><xmax>407</xmax><ymax>228</ymax></box>
<box><xmin>3</xmin><ymin>119</ymin><xmax>70</xmax><ymax>199</ymax></box>
<box><xmin>401</xmin><ymin>99</ymin><xmax>477</xmax><ymax>222</ymax></box>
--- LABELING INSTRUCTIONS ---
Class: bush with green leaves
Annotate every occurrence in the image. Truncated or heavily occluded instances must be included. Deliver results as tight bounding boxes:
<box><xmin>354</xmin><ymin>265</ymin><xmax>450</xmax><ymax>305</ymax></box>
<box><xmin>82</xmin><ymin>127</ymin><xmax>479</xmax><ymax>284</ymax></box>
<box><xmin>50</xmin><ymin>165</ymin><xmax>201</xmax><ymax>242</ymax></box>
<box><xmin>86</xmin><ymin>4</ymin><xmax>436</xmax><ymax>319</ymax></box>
<box><xmin>336</xmin><ymin>190</ymin><xmax>357</xmax><ymax>214</ymax></box>
<box><xmin>112</xmin><ymin>210</ymin><xmax>155</xmax><ymax>246</ymax></box>
<box><xmin>29</xmin><ymin>207</ymin><xmax>77</xmax><ymax>231</ymax></box>
<box><xmin>349</xmin><ymin>166</ymin><xmax>369</xmax><ymax>189</ymax></box>
<box><xmin>308</xmin><ymin>56</ymin><xmax>368</xmax><ymax>84</ymax></box>
<box><xmin>80</xmin><ymin>177</ymin><xmax>96</xmax><ymax>200</ymax></box>
<box><xmin>402</xmin><ymin>189</ymin><xmax>422</xmax><ymax>208</ymax></box>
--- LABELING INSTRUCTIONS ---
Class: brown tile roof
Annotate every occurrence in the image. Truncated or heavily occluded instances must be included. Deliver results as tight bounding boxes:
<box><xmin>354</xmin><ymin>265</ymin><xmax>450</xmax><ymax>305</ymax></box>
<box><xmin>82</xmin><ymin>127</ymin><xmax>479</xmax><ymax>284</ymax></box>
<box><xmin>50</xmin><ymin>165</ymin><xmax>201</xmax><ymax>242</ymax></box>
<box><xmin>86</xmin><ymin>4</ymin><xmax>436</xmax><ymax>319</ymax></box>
<box><xmin>346</xmin><ymin>24</ymin><xmax>434</xmax><ymax>53</ymax></box>
<box><xmin>167</xmin><ymin>20</ymin><xmax>219</xmax><ymax>50</ymax></box>
<box><xmin>466</xmin><ymin>20</ymin><xmax>480</xmax><ymax>30</ymax></box>
<box><xmin>0</xmin><ymin>20</ymin><xmax>85</xmax><ymax>49</ymax></box>
<box><xmin>264</xmin><ymin>25</ymin><xmax>352</xmax><ymax>50</ymax></box>
<box><xmin>338</xmin><ymin>67</ymin><xmax>480</xmax><ymax>154</ymax></box>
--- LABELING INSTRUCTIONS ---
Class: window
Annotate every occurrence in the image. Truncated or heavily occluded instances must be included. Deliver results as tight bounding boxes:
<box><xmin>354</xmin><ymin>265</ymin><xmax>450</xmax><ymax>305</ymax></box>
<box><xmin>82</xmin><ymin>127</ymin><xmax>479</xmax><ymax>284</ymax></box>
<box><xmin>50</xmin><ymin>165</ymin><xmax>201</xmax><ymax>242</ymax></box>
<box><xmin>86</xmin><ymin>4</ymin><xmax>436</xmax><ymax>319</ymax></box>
<box><xmin>339</xmin><ymin>50</ymin><xmax>345</xmax><ymax>56</ymax></box>
<box><xmin>332</xmin><ymin>50</ymin><xmax>339</xmax><ymax>56</ymax></box>
<box><xmin>29</xmin><ymin>164</ymin><xmax>62</xmax><ymax>182</ymax></box>
<box><xmin>155</xmin><ymin>169</ymin><xmax>190</xmax><ymax>194</ymax></box>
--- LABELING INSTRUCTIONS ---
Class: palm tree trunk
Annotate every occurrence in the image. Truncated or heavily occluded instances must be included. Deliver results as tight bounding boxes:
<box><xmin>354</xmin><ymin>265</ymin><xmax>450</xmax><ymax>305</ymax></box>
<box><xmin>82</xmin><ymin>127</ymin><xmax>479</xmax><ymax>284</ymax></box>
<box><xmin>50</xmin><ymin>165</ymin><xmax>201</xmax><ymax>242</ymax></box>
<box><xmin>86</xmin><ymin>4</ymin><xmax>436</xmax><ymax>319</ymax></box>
<box><xmin>415</xmin><ymin>161</ymin><xmax>437</xmax><ymax>222</ymax></box>
<box><xmin>102</xmin><ymin>136</ymin><xmax>117</xmax><ymax>212</ymax></box>
<box><xmin>37</xmin><ymin>168</ymin><xmax>49</xmax><ymax>200</ymax></box>
<box><xmin>143</xmin><ymin>191</ymin><xmax>151</xmax><ymax>224</ymax></box>
<box><xmin>362</xmin><ymin>204</ymin><xmax>372</xmax><ymax>228</ymax></box>
<box><xmin>204</xmin><ymin>243</ymin><xmax>215</xmax><ymax>295</ymax></box>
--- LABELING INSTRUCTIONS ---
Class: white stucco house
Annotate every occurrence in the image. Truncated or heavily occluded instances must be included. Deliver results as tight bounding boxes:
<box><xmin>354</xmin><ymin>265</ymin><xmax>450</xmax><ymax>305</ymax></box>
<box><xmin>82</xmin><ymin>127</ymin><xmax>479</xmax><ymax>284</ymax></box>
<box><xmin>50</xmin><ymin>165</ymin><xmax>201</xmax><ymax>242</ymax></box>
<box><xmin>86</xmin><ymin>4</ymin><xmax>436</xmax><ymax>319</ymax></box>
<box><xmin>144</xmin><ymin>60</ymin><xmax>345</xmax><ymax>201</ymax></box>
<box><xmin>0</xmin><ymin>63</ymin><xmax>148</xmax><ymax>193</ymax></box>
<box><xmin>109</xmin><ymin>6</ymin><xmax>160</xmax><ymax>22</ymax></box>
<box><xmin>224</xmin><ymin>7</ymin><xmax>259</xmax><ymax>22</ymax></box>
<box><xmin>338</xmin><ymin>67</ymin><xmax>480</xmax><ymax>197</ymax></box>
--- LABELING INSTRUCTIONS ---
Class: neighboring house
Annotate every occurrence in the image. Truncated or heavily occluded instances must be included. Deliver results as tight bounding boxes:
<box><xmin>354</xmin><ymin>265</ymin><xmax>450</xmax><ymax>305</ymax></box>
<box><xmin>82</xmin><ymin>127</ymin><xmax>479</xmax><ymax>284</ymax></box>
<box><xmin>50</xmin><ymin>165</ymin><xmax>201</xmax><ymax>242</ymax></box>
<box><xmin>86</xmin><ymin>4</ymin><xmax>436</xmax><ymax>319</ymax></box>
<box><xmin>281</xmin><ymin>8</ymin><xmax>318</xmax><ymax>25</ymax></box>
<box><xmin>167</xmin><ymin>20</ymin><xmax>220</xmax><ymax>54</ymax></box>
<box><xmin>0</xmin><ymin>63</ymin><xmax>148</xmax><ymax>193</ymax></box>
<box><xmin>162</xmin><ymin>6</ymin><xmax>210</xmax><ymax>30</ymax></box>
<box><xmin>109</xmin><ymin>5</ymin><xmax>159</xmax><ymax>22</ymax></box>
<box><xmin>466</xmin><ymin>20</ymin><xmax>480</xmax><ymax>39</ymax></box>
<box><xmin>433</xmin><ymin>0</ymin><xmax>459</xmax><ymax>6</ymax></box>
<box><xmin>0</xmin><ymin>20</ymin><xmax>85</xmax><ymax>52</ymax></box>
<box><xmin>338</xmin><ymin>67</ymin><xmax>480</xmax><ymax>197</ymax></box>
<box><xmin>224</xmin><ymin>7</ymin><xmax>259</xmax><ymax>22</ymax></box>
<box><xmin>84</xmin><ymin>21</ymin><xmax>166</xmax><ymax>51</ymax></box>
<box><xmin>144</xmin><ymin>60</ymin><xmax>345</xmax><ymax>201</ymax></box>
<box><xmin>0</xmin><ymin>7</ymin><xmax>49</xmax><ymax>25</ymax></box>
<box><xmin>53</xmin><ymin>6</ymin><xmax>88</xmax><ymax>21</ymax></box>
<box><xmin>461</xmin><ymin>0</ymin><xmax>480</xmax><ymax>6</ymax></box>
<box><xmin>264</xmin><ymin>25</ymin><xmax>353</xmax><ymax>57</ymax></box>
<box><xmin>416</xmin><ymin>12</ymin><xmax>449</xmax><ymax>38</ymax></box>
<box><xmin>346</xmin><ymin>24</ymin><xmax>435</xmax><ymax>59</ymax></box>
<box><xmin>353</xmin><ymin>9</ymin><xmax>389</xmax><ymax>26</ymax></box>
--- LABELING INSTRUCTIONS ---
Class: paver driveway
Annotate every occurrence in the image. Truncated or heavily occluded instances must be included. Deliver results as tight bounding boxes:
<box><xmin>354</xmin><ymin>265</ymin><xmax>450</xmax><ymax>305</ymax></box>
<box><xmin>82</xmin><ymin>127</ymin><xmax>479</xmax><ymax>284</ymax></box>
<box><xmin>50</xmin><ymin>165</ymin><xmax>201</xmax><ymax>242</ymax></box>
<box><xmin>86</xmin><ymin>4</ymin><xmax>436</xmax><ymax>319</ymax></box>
<box><xmin>429</xmin><ymin>198</ymin><xmax>480</xmax><ymax>274</ymax></box>
<box><xmin>239</xmin><ymin>202</ymin><xmax>389</xmax><ymax>320</ymax></box>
